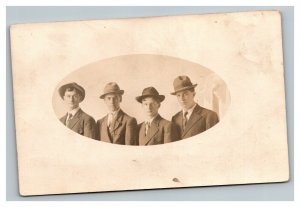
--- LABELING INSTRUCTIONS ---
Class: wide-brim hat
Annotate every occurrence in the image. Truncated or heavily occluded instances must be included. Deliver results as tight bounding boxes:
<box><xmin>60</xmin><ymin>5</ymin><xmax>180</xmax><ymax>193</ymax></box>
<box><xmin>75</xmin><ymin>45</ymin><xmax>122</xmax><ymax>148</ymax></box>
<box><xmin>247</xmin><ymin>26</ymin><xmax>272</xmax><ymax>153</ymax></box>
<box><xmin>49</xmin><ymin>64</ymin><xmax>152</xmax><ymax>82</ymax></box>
<box><xmin>136</xmin><ymin>87</ymin><xmax>165</xmax><ymax>103</ymax></box>
<box><xmin>100</xmin><ymin>82</ymin><xmax>124</xmax><ymax>99</ymax></box>
<box><xmin>170</xmin><ymin>75</ymin><xmax>197</xmax><ymax>95</ymax></box>
<box><xmin>59</xmin><ymin>82</ymin><xmax>85</xmax><ymax>101</ymax></box>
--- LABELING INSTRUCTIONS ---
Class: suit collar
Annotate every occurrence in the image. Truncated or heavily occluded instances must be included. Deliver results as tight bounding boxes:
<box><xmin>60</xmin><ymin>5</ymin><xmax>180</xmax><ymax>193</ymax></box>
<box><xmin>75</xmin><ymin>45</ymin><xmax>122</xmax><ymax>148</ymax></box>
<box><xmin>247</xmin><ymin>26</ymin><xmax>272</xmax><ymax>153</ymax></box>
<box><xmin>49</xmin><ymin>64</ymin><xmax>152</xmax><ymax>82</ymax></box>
<box><xmin>108</xmin><ymin>109</ymin><xmax>125</xmax><ymax>133</ymax></box>
<box><xmin>67</xmin><ymin>108</ymin><xmax>83</xmax><ymax>129</ymax></box>
<box><xmin>182</xmin><ymin>104</ymin><xmax>204</xmax><ymax>137</ymax></box>
<box><xmin>143</xmin><ymin>114</ymin><xmax>162</xmax><ymax>145</ymax></box>
<box><xmin>67</xmin><ymin>107</ymin><xmax>80</xmax><ymax>116</ymax></box>
<box><xmin>182</xmin><ymin>103</ymin><xmax>197</xmax><ymax>120</ymax></box>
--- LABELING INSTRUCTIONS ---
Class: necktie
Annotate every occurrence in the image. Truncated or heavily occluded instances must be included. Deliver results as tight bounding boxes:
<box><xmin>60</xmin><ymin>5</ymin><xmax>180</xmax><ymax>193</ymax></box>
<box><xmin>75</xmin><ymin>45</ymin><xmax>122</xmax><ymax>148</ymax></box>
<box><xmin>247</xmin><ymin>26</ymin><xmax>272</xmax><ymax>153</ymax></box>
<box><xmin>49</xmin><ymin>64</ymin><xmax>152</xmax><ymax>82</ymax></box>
<box><xmin>145</xmin><ymin>122</ymin><xmax>150</xmax><ymax>136</ymax></box>
<box><xmin>108</xmin><ymin>113</ymin><xmax>116</xmax><ymax>134</ymax></box>
<box><xmin>66</xmin><ymin>113</ymin><xmax>73</xmax><ymax>127</ymax></box>
<box><xmin>182</xmin><ymin>111</ymin><xmax>188</xmax><ymax>132</ymax></box>
<box><xmin>107</xmin><ymin>113</ymin><xmax>113</xmax><ymax>127</ymax></box>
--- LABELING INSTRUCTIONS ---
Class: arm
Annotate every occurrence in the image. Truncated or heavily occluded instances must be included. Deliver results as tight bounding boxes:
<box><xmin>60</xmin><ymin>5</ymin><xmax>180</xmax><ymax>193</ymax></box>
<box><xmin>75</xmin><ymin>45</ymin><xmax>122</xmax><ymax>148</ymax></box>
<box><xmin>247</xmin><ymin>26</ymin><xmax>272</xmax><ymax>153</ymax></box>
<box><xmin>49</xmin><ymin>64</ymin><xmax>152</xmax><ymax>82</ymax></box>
<box><xmin>125</xmin><ymin>118</ymin><xmax>138</xmax><ymax>145</ymax></box>
<box><xmin>206</xmin><ymin>111</ymin><xmax>219</xmax><ymax>130</ymax></box>
<box><xmin>171</xmin><ymin>116</ymin><xmax>181</xmax><ymax>140</ymax></box>
<box><xmin>84</xmin><ymin>117</ymin><xmax>97</xmax><ymax>140</ymax></box>
<box><xmin>95</xmin><ymin>119</ymin><xmax>101</xmax><ymax>141</ymax></box>
<box><xmin>164</xmin><ymin>121</ymin><xmax>180</xmax><ymax>143</ymax></box>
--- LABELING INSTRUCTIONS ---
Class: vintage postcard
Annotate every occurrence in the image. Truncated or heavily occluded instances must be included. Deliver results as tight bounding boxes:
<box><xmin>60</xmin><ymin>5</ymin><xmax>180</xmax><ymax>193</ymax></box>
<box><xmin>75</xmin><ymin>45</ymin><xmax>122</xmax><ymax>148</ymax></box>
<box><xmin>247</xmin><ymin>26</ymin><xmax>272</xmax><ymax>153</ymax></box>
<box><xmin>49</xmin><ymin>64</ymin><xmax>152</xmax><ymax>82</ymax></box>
<box><xmin>10</xmin><ymin>11</ymin><xmax>289</xmax><ymax>196</ymax></box>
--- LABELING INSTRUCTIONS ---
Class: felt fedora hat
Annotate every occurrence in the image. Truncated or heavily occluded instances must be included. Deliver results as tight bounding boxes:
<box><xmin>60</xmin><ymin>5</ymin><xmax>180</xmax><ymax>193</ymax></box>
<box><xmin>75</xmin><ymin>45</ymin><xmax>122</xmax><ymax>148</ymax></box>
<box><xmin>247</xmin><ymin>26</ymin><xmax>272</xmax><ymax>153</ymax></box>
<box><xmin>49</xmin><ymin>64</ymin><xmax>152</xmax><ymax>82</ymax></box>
<box><xmin>170</xmin><ymin>75</ymin><xmax>197</xmax><ymax>95</ymax></box>
<box><xmin>59</xmin><ymin>82</ymin><xmax>85</xmax><ymax>101</ymax></box>
<box><xmin>100</xmin><ymin>82</ymin><xmax>124</xmax><ymax>99</ymax></box>
<box><xmin>136</xmin><ymin>87</ymin><xmax>165</xmax><ymax>103</ymax></box>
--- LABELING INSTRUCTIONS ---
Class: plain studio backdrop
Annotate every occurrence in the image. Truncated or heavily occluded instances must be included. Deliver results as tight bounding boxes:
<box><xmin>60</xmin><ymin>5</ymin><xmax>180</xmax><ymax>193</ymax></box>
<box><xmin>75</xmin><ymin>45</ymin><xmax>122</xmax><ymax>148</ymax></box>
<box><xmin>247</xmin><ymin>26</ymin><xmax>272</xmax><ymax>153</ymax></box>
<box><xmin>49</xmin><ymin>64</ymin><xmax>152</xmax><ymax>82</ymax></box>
<box><xmin>52</xmin><ymin>54</ymin><xmax>231</xmax><ymax>124</ymax></box>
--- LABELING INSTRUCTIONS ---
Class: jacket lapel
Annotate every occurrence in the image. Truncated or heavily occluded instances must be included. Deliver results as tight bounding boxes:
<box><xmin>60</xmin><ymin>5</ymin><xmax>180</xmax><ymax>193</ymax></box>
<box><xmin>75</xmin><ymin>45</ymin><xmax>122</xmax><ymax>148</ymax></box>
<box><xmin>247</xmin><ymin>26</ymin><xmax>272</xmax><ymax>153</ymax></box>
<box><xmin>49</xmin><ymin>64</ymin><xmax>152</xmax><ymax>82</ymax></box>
<box><xmin>111</xmin><ymin>110</ymin><xmax>124</xmax><ymax>133</ymax></box>
<box><xmin>144</xmin><ymin>115</ymin><xmax>161</xmax><ymax>145</ymax></box>
<box><xmin>101</xmin><ymin>115</ymin><xmax>113</xmax><ymax>143</ymax></box>
<box><xmin>182</xmin><ymin>105</ymin><xmax>203</xmax><ymax>137</ymax></box>
<box><xmin>139</xmin><ymin>123</ymin><xmax>147</xmax><ymax>145</ymax></box>
<box><xmin>68</xmin><ymin>109</ymin><xmax>82</xmax><ymax>129</ymax></box>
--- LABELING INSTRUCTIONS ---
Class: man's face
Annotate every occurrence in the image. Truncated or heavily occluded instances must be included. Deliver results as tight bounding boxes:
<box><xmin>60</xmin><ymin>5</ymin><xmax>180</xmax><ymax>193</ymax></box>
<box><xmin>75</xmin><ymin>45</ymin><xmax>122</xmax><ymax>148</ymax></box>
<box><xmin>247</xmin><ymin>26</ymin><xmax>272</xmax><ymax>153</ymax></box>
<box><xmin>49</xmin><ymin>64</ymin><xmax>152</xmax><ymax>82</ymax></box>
<box><xmin>63</xmin><ymin>90</ymin><xmax>81</xmax><ymax>110</ymax></box>
<box><xmin>175</xmin><ymin>90</ymin><xmax>195</xmax><ymax>110</ymax></box>
<box><xmin>142</xmin><ymin>97</ymin><xmax>160</xmax><ymax>118</ymax></box>
<box><xmin>104</xmin><ymin>93</ymin><xmax>121</xmax><ymax>112</ymax></box>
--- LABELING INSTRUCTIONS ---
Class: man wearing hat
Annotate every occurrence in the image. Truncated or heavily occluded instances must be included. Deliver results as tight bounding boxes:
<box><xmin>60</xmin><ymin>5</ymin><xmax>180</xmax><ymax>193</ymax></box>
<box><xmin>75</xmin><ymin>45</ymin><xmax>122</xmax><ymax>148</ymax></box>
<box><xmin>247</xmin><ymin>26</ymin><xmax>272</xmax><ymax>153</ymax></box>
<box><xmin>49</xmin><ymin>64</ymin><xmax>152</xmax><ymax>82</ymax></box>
<box><xmin>136</xmin><ymin>87</ymin><xmax>179</xmax><ymax>145</ymax></box>
<box><xmin>171</xmin><ymin>76</ymin><xmax>219</xmax><ymax>139</ymax></box>
<box><xmin>59</xmin><ymin>82</ymin><xmax>97</xmax><ymax>139</ymax></box>
<box><xmin>97</xmin><ymin>82</ymin><xmax>138</xmax><ymax>145</ymax></box>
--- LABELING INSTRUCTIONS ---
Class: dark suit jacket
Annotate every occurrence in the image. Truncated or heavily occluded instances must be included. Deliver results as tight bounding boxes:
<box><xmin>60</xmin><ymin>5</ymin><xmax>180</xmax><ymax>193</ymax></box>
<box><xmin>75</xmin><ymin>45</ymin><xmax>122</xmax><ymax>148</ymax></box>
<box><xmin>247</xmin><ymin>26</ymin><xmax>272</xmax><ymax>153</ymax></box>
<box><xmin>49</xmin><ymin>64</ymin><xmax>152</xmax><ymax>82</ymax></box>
<box><xmin>171</xmin><ymin>104</ymin><xmax>219</xmax><ymax>139</ymax></box>
<box><xmin>60</xmin><ymin>109</ymin><xmax>97</xmax><ymax>139</ymax></box>
<box><xmin>96</xmin><ymin>110</ymin><xmax>138</xmax><ymax>145</ymax></box>
<box><xmin>138</xmin><ymin>114</ymin><xmax>179</xmax><ymax>145</ymax></box>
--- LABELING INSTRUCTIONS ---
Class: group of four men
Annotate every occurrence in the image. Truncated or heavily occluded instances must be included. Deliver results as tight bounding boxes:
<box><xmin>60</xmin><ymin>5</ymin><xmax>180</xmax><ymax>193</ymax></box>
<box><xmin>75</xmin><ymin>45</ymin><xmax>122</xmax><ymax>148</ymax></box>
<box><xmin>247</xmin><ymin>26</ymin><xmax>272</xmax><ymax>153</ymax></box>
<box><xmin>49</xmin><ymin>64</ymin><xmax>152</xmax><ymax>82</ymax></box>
<box><xmin>58</xmin><ymin>75</ymin><xmax>219</xmax><ymax>145</ymax></box>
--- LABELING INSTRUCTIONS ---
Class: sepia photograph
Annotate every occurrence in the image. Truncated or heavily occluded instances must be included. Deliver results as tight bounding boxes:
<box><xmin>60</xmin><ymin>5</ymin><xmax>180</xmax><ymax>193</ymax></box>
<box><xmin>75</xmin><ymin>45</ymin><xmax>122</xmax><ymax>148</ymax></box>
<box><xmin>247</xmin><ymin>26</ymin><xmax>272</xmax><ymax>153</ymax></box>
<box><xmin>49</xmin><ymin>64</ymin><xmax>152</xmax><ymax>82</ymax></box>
<box><xmin>53</xmin><ymin>54</ymin><xmax>230</xmax><ymax>145</ymax></box>
<box><xmin>9</xmin><ymin>8</ymin><xmax>290</xmax><ymax>197</ymax></box>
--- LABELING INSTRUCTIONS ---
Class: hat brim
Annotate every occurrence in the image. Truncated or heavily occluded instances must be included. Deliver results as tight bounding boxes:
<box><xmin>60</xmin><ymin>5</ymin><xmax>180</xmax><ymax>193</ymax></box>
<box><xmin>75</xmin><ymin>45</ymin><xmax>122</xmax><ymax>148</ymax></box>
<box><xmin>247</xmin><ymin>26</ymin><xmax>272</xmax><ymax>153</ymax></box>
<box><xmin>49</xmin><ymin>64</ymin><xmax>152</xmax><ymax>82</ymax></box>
<box><xmin>170</xmin><ymin>84</ymin><xmax>197</xmax><ymax>95</ymax></box>
<box><xmin>136</xmin><ymin>95</ymin><xmax>165</xmax><ymax>103</ymax></box>
<box><xmin>59</xmin><ymin>83</ymin><xmax>85</xmax><ymax>101</ymax></box>
<box><xmin>100</xmin><ymin>90</ymin><xmax>124</xmax><ymax>99</ymax></box>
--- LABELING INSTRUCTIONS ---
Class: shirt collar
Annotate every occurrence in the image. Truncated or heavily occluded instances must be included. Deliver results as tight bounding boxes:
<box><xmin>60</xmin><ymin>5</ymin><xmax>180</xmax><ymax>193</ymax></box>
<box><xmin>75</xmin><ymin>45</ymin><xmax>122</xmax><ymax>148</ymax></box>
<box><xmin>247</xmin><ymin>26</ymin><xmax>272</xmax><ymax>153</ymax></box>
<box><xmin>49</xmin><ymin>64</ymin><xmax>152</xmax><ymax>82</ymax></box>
<box><xmin>68</xmin><ymin>107</ymin><xmax>80</xmax><ymax>116</ymax></box>
<box><xmin>145</xmin><ymin>114</ymin><xmax>159</xmax><ymax>125</ymax></box>
<box><xmin>183</xmin><ymin>103</ymin><xmax>197</xmax><ymax>117</ymax></box>
<box><xmin>108</xmin><ymin>108</ymin><xmax>121</xmax><ymax>116</ymax></box>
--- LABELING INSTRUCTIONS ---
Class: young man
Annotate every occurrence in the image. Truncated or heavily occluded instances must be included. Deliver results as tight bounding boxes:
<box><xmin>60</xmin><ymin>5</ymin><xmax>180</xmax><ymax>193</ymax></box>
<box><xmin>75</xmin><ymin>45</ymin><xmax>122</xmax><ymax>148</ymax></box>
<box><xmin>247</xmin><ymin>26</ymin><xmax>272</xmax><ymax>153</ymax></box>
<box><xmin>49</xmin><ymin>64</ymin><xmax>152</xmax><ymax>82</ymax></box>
<box><xmin>136</xmin><ymin>87</ymin><xmax>179</xmax><ymax>145</ymax></box>
<box><xmin>59</xmin><ymin>82</ymin><xmax>97</xmax><ymax>139</ymax></box>
<box><xmin>97</xmin><ymin>82</ymin><xmax>138</xmax><ymax>145</ymax></box>
<box><xmin>171</xmin><ymin>76</ymin><xmax>219</xmax><ymax>139</ymax></box>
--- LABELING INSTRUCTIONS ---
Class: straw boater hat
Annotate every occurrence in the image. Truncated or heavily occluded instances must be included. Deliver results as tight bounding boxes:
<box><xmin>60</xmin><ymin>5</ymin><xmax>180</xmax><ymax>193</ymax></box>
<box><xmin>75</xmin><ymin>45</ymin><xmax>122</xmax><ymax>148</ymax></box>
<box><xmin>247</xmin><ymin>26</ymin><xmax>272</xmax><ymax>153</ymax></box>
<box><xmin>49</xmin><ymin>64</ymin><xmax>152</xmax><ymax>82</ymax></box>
<box><xmin>170</xmin><ymin>75</ymin><xmax>197</xmax><ymax>95</ymax></box>
<box><xmin>58</xmin><ymin>82</ymin><xmax>85</xmax><ymax>102</ymax></box>
<box><xmin>99</xmin><ymin>82</ymin><xmax>124</xmax><ymax>99</ymax></box>
<box><xmin>136</xmin><ymin>87</ymin><xmax>165</xmax><ymax>103</ymax></box>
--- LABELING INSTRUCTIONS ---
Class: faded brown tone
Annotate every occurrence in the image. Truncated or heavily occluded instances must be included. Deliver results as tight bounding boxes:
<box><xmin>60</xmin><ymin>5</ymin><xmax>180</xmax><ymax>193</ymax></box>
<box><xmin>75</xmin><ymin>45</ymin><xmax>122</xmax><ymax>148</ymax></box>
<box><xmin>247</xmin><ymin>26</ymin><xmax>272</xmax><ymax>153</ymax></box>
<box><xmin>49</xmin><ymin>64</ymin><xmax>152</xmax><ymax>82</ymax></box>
<box><xmin>10</xmin><ymin>11</ymin><xmax>289</xmax><ymax>196</ymax></box>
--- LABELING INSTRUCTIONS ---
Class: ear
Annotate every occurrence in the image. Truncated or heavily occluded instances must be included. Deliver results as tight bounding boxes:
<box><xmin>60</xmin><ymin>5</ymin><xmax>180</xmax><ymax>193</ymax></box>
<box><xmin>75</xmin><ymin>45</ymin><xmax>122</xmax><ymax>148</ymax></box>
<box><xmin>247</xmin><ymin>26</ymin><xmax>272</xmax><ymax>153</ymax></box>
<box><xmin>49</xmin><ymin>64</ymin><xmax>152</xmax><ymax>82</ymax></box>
<box><xmin>78</xmin><ymin>94</ymin><xmax>83</xmax><ymax>102</ymax></box>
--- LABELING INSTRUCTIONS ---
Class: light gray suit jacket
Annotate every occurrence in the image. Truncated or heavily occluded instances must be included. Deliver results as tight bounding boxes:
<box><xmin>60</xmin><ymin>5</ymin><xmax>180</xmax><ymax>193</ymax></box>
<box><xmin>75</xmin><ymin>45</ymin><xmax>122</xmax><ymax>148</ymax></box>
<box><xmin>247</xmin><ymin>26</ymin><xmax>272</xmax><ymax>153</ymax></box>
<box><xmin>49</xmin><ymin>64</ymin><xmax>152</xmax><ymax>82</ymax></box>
<box><xmin>96</xmin><ymin>110</ymin><xmax>138</xmax><ymax>145</ymax></box>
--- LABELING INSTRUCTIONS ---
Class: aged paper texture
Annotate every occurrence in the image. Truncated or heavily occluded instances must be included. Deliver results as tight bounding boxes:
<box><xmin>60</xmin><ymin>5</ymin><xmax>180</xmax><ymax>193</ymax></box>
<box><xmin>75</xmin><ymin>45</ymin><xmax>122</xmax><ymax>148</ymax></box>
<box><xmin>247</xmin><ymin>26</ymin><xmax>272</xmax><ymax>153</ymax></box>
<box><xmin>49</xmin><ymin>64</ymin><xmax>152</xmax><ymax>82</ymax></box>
<box><xmin>10</xmin><ymin>11</ymin><xmax>289</xmax><ymax>196</ymax></box>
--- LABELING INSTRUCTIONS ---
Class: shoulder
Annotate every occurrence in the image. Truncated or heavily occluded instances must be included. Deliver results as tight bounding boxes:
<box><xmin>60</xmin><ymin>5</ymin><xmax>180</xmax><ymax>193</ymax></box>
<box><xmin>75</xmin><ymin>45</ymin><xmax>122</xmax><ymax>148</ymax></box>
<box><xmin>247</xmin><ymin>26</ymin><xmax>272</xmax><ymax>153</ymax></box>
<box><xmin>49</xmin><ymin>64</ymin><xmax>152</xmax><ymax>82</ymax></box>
<box><xmin>121</xmin><ymin>110</ymin><xmax>137</xmax><ymax>123</ymax></box>
<box><xmin>172</xmin><ymin>111</ymin><xmax>182</xmax><ymax>120</ymax></box>
<box><xmin>80</xmin><ymin>110</ymin><xmax>96</xmax><ymax>122</ymax></box>
<box><xmin>97</xmin><ymin>115</ymin><xmax>107</xmax><ymax>125</ymax></box>
<box><xmin>59</xmin><ymin>113</ymin><xmax>67</xmax><ymax>121</ymax></box>
<box><xmin>154</xmin><ymin>116</ymin><xmax>171</xmax><ymax>130</ymax></box>
<box><xmin>159</xmin><ymin>116</ymin><xmax>171</xmax><ymax>127</ymax></box>
<box><xmin>196</xmin><ymin>105</ymin><xmax>218</xmax><ymax>119</ymax></box>
<box><xmin>199</xmin><ymin>106</ymin><xmax>217</xmax><ymax>116</ymax></box>
<box><xmin>137</xmin><ymin>122</ymin><xmax>144</xmax><ymax>129</ymax></box>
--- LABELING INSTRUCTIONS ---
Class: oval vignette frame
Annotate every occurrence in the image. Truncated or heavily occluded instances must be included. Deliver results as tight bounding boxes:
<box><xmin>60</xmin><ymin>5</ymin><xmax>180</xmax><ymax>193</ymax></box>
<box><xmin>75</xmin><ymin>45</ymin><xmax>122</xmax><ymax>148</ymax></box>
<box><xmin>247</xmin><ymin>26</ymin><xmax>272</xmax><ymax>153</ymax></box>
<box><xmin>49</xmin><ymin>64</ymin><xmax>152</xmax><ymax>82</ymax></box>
<box><xmin>52</xmin><ymin>54</ymin><xmax>231</xmax><ymax>145</ymax></box>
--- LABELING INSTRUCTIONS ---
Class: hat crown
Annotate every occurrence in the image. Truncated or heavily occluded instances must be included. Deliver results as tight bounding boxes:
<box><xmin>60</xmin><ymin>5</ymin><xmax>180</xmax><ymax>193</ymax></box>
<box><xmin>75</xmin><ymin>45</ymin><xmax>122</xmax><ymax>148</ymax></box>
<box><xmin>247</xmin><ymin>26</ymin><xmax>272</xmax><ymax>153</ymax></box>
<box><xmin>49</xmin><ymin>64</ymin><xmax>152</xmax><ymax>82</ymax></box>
<box><xmin>103</xmin><ymin>82</ymin><xmax>121</xmax><ymax>94</ymax></box>
<box><xmin>142</xmin><ymin>87</ymin><xmax>159</xmax><ymax>96</ymax></box>
<box><xmin>59</xmin><ymin>82</ymin><xmax>85</xmax><ymax>101</ymax></box>
<box><xmin>136</xmin><ymin>86</ymin><xmax>165</xmax><ymax>103</ymax></box>
<box><xmin>173</xmin><ymin>76</ymin><xmax>193</xmax><ymax>89</ymax></box>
